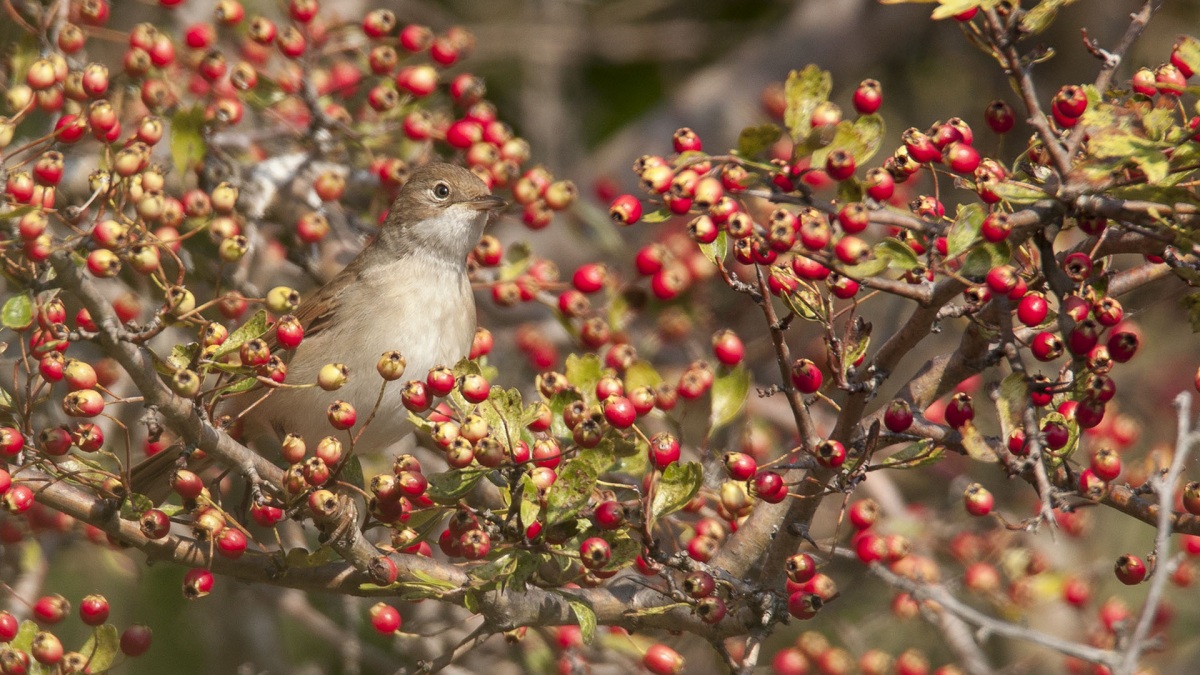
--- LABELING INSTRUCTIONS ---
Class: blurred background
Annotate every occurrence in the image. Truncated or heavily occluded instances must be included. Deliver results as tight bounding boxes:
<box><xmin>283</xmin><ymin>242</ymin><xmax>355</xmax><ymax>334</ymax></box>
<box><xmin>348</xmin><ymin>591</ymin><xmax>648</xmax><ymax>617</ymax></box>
<box><xmin>8</xmin><ymin>0</ymin><xmax>1200</xmax><ymax>673</ymax></box>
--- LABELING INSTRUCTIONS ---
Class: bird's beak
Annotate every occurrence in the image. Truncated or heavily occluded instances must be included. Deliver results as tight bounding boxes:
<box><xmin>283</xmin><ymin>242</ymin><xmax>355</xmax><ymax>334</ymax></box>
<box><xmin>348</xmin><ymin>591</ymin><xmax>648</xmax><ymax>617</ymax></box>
<box><xmin>466</xmin><ymin>195</ymin><xmax>507</xmax><ymax>211</ymax></box>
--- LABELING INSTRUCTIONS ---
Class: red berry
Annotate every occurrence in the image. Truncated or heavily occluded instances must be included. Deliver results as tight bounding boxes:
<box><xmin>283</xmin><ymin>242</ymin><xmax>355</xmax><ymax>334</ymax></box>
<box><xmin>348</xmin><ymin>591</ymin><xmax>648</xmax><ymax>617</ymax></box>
<box><xmin>580</xmin><ymin>536</ymin><xmax>611</xmax><ymax>570</ymax></box>
<box><xmin>723</xmin><ymin>452</ymin><xmax>757</xmax><ymax>481</ymax></box>
<box><xmin>120</xmin><ymin>624</ymin><xmax>153</xmax><ymax>657</ymax></box>
<box><xmin>602</xmin><ymin>395</ymin><xmax>636</xmax><ymax>429</ymax></box>
<box><xmin>33</xmin><ymin>594</ymin><xmax>70</xmax><ymax>624</ymax></box>
<box><xmin>1030</xmin><ymin>331</ymin><xmax>1064</xmax><ymax>362</ymax></box>
<box><xmin>711</xmin><ymin>329</ymin><xmax>745</xmax><ymax>366</ymax></box>
<box><xmin>643</xmin><ymin>644</ymin><xmax>685</xmax><ymax>675</ymax></box>
<box><xmin>790</xmin><ymin>358</ymin><xmax>823</xmax><ymax>394</ymax></box>
<box><xmin>849</xmin><ymin>498</ymin><xmax>880</xmax><ymax>529</ymax></box>
<box><xmin>1052</xmin><ymin>84</ymin><xmax>1088</xmax><ymax>118</ymax></box>
<box><xmin>788</xmin><ymin>591</ymin><xmax>823</xmax><ymax>620</ymax></box>
<box><xmin>1114</xmin><ymin>554</ymin><xmax>1147</xmax><ymax>585</ymax></box>
<box><xmin>944</xmin><ymin>392</ymin><xmax>974</xmax><ymax>428</ymax></box>
<box><xmin>369</xmin><ymin>602</ymin><xmax>401</xmax><ymax>634</ymax></box>
<box><xmin>571</xmin><ymin>263</ymin><xmax>607</xmax><ymax>293</ymax></box>
<box><xmin>944</xmin><ymin>142</ymin><xmax>980</xmax><ymax>174</ymax></box>
<box><xmin>825</xmin><ymin>149</ymin><xmax>856</xmax><ymax>181</ymax></box>
<box><xmin>984</xmin><ymin>100</ymin><xmax>1015</xmax><ymax>133</ymax></box>
<box><xmin>0</xmin><ymin>611</ymin><xmax>17</xmax><ymax>641</ymax></box>
<box><xmin>78</xmin><ymin>594</ymin><xmax>110</xmax><ymax>625</ymax></box>
<box><xmin>884</xmin><ymin>399</ymin><xmax>913</xmax><ymax>432</ymax></box>
<box><xmin>649</xmin><ymin>432</ymin><xmax>681</xmax><ymax>469</ymax></box>
<box><xmin>1017</xmin><ymin>292</ymin><xmax>1048</xmax><ymax>326</ymax></box>
<box><xmin>852</xmin><ymin>79</ymin><xmax>882</xmax><ymax>114</ymax></box>
<box><xmin>815</xmin><ymin>439</ymin><xmax>846</xmax><ymax>468</ymax></box>
<box><xmin>864</xmin><ymin>167</ymin><xmax>894</xmax><ymax>201</ymax></box>
<box><xmin>963</xmin><ymin>483</ymin><xmax>993</xmax><ymax>516</ymax></box>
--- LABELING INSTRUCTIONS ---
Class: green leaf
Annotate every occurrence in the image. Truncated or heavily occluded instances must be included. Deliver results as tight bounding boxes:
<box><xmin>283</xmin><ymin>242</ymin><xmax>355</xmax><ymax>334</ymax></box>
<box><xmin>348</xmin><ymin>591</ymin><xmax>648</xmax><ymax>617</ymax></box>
<box><xmin>1142</xmin><ymin>108</ymin><xmax>1175</xmax><ymax>141</ymax></box>
<box><xmin>426</xmin><ymin>467</ymin><xmax>489</xmax><ymax>504</ymax></box>
<box><xmin>475</xmin><ymin>387</ymin><xmax>528</xmax><ymax>445</ymax></box>
<box><xmin>784</xmin><ymin>66</ymin><xmax>832</xmax><ymax>143</ymax></box>
<box><xmin>548</xmin><ymin>389</ymin><xmax>583</xmax><ymax>440</ymax></box>
<box><xmin>812</xmin><ymin>114</ymin><xmax>884</xmax><ymax>167</ymax></box>
<box><xmin>79</xmin><ymin>624</ymin><xmax>120</xmax><ymax>672</ymax></box>
<box><xmin>566</xmin><ymin>597</ymin><xmax>597</xmax><ymax>644</ymax></box>
<box><xmin>339</xmin><ymin>455</ymin><xmax>365</xmax><ymax>491</ymax></box>
<box><xmin>1</xmin><ymin>292</ymin><xmax>32</xmax><ymax>329</ymax></box>
<box><xmin>651</xmin><ymin>461</ymin><xmax>703</xmax><ymax>522</ymax></box>
<box><xmin>411</xmin><ymin>569</ymin><xmax>460</xmax><ymax>590</ymax></box>
<box><xmin>11</xmin><ymin>619</ymin><xmax>36</xmax><ymax>653</ymax></box>
<box><xmin>710</xmin><ymin>366</ymin><xmax>750</xmax><ymax>432</ymax></box>
<box><xmin>1176</xmin><ymin>36</ymin><xmax>1200</xmax><ymax>80</ymax></box>
<box><xmin>881</xmin><ymin>439</ymin><xmax>942</xmax><ymax>468</ymax></box>
<box><xmin>214</xmin><ymin>375</ymin><xmax>260</xmax><ymax>397</ymax></box>
<box><xmin>169</xmin><ymin>343</ymin><xmax>199</xmax><ymax>372</ymax></box>
<box><xmin>1181</xmin><ymin>292</ymin><xmax>1200</xmax><ymax>333</ymax></box>
<box><xmin>641</xmin><ymin>209</ymin><xmax>673</xmax><ymax>224</ymax></box>
<box><xmin>468</xmin><ymin>552</ymin><xmax>519</xmax><ymax>585</ymax></box>
<box><xmin>498</xmin><ymin>241</ymin><xmax>533</xmax><ymax>282</ymax></box>
<box><xmin>840</xmin><ymin>255</ymin><xmax>890</xmax><ymax>279</ymax></box>
<box><xmin>875</xmin><ymin>238</ymin><xmax>921</xmax><ymax>272</ymax></box>
<box><xmin>1019</xmin><ymin>0</ymin><xmax>1075</xmax><ymax>34</ymax></box>
<box><xmin>736</xmin><ymin>123</ymin><xmax>782</xmax><ymax>158</ymax></box>
<box><xmin>213</xmin><ymin>309</ymin><xmax>269</xmax><ymax>360</ymax></box>
<box><xmin>564</xmin><ymin>354</ymin><xmax>604</xmax><ymax>402</ymax></box>
<box><xmin>545</xmin><ymin>450</ymin><xmax>606</xmax><ymax>526</ymax></box>
<box><xmin>946</xmin><ymin>203</ymin><xmax>984</xmax><ymax>257</ymax></box>
<box><xmin>991</xmin><ymin>181</ymin><xmax>1048</xmax><ymax>205</ymax></box>
<box><xmin>170</xmin><ymin>105</ymin><xmax>208</xmax><ymax>177</ymax></box>
<box><xmin>996</xmin><ymin>372</ymin><xmax>1029</xmax><ymax>433</ymax></box>
<box><xmin>698</xmin><ymin>231</ymin><xmax>729</xmax><ymax>266</ymax></box>
<box><xmin>623</xmin><ymin>361</ymin><xmax>662</xmax><ymax>391</ymax></box>
<box><xmin>959</xmin><ymin>423</ymin><xmax>998</xmax><ymax>463</ymax></box>
<box><xmin>519</xmin><ymin>474</ymin><xmax>541</xmax><ymax>527</ymax></box>
<box><xmin>782</xmin><ymin>283</ymin><xmax>825</xmax><ymax>322</ymax></box>
<box><xmin>1088</xmin><ymin>128</ymin><xmax>1170</xmax><ymax>183</ymax></box>
<box><xmin>960</xmin><ymin>241</ymin><xmax>1011</xmax><ymax>277</ymax></box>
<box><xmin>120</xmin><ymin>492</ymin><xmax>155</xmax><ymax>521</ymax></box>
<box><xmin>843</xmin><ymin>320</ymin><xmax>871</xmax><ymax>372</ymax></box>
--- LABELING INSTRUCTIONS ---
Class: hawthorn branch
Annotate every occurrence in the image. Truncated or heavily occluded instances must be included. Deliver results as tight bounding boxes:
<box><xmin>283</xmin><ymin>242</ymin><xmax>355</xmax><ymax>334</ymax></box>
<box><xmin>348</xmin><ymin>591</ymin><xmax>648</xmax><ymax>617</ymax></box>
<box><xmin>46</xmin><ymin>251</ymin><xmax>284</xmax><ymax>490</ymax></box>
<box><xmin>48</xmin><ymin>251</ymin><xmax>391</xmax><ymax>578</ymax></box>
<box><xmin>22</xmin><ymin>467</ymin><xmax>757</xmax><ymax>641</ymax></box>
<box><xmin>865</xmin><ymin>559</ymin><xmax>1119</xmax><ymax>669</ymax></box>
<box><xmin>981</xmin><ymin>9</ymin><xmax>1073</xmax><ymax>178</ymax></box>
<box><xmin>1114</xmin><ymin>391</ymin><xmax>1196</xmax><ymax>675</ymax></box>
<box><xmin>1067</xmin><ymin>0</ymin><xmax>1163</xmax><ymax>158</ymax></box>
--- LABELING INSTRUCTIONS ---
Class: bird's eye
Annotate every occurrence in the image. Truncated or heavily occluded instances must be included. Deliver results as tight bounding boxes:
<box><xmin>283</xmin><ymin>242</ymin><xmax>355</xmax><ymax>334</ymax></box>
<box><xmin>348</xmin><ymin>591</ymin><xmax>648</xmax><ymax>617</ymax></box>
<box><xmin>432</xmin><ymin>182</ymin><xmax>451</xmax><ymax>200</ymax></box>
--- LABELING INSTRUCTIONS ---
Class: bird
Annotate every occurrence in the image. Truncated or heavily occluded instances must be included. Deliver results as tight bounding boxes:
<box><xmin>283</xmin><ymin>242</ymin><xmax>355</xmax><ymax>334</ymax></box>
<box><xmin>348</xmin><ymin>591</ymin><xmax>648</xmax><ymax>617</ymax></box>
<box><xmin>132</xmin><ymin>162</ymin><xmax>506</xmax><ymax>501</ymax></box>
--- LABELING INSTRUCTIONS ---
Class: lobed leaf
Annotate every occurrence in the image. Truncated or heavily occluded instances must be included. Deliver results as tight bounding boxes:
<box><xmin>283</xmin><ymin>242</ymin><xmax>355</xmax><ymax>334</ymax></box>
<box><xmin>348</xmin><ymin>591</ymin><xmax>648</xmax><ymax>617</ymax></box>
<box><xmin>736</xmin><ymin>123</ymin><xmax>782</xmax><ymax>158</ymax></box>
<box><xmin>784</xmin><ymin>66</ymin><xmax>832</xmax><ymax>143</ymax></box>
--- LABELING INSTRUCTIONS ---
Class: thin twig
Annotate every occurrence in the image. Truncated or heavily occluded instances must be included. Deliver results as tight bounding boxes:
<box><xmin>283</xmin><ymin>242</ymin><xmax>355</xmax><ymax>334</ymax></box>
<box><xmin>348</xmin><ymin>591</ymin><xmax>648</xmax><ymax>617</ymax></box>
<box><xmin>1114</xmin><ymin>392</ymin><xmax>1196</xmax><ymax>674</ymax></box>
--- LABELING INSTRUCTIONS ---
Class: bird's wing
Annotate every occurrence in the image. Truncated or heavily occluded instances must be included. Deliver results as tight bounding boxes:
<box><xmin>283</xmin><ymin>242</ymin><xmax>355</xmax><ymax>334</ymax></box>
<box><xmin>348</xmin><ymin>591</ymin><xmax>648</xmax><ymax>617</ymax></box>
<box><xmin>292</xmin><ymin>276</ymin><xmax>347</xmax><ymax>340</ymax></box>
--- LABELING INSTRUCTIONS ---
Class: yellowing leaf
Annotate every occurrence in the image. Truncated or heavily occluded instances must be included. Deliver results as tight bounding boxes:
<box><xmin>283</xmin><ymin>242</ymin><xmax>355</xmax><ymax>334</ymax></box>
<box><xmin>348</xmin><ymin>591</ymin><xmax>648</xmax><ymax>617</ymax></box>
<box><xmin>960</xmin><ymin>423</ymin><xmax>998</xmax><ymax>463</ymax></box>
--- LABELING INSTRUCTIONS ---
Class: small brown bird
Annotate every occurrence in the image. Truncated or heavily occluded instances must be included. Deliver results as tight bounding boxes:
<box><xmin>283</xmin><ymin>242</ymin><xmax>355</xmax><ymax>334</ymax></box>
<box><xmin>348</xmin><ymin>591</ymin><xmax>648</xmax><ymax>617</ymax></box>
<box><xmin>132</xmin><ymin>162</ymin><xmax>505</xmax><ymax>500</ymax></box>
